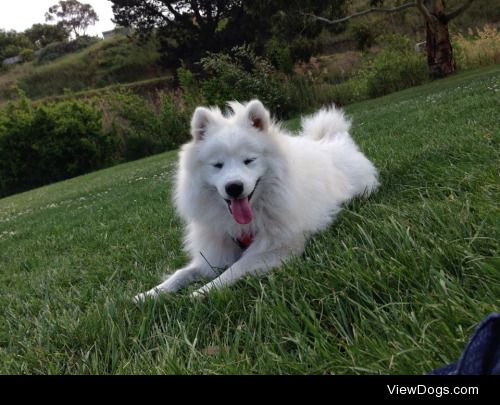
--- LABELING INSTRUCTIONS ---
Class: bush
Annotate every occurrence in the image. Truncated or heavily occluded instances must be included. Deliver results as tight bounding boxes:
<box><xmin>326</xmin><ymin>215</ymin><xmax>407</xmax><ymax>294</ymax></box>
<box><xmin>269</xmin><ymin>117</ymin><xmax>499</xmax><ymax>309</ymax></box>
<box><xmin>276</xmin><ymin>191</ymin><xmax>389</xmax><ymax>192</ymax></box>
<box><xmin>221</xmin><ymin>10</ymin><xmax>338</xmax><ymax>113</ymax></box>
<box><xmin>349</xmin><ymin>22</ymin><xmax>381</xmax><ymax>51</ymax></box>
<box><xmin>264</xmin><ymin>37</ymin><xmax>293</xmax><ymax>73</ymax></box>
<box><xmin>365</xmin><ymin>34</ymin><xmax>428</xmax><ymax>98</ymax></box>
<box><xmin>177</xmin><ymin>66</ymin><xmax>204</xmax><ymax>110</ymax></box>
<box><xmin>104</xmin><ymin>90</ymin><xmax>190</xmax><ymax>161</ymax></box>
<box><xmin>289</xmin><ymin>35</ymin><xmax>321</xmax><ymax>63</ymax></box>
<box><xmin>0</xmin><ymin>94</ymin><xmax>114</xmax><ymax>196</ymax></box>
<box><xmin>19</xmin><ymin>48</ymin><xmax>35</xmax><ymax>62</ymax></box>
<box><xmin>36</xmin><ymin>41</ymin><xmax>67</xmax><ymax>64</ymax></box>
<box><xmin>198</xmin><ymin>45</ymin><xmax>291</xmax><ymax>117</ymax></box>
<box><xmin>0</xmin><ymin>88</ymin><xmax>192</xmax><ymax>196</ymax></box>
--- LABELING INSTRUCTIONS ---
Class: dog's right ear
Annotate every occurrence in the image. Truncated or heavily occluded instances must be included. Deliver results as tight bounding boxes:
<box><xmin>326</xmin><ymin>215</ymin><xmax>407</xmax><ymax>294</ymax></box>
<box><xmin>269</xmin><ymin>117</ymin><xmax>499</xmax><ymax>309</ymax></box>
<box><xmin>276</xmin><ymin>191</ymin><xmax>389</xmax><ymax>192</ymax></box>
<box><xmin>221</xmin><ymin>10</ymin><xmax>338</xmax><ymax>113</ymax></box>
<box><xmin>246</xmin><ymin>100</ymin><xmax>270</xmax><ymax>132</ymax></box>
<box><xmin>191</xmin><ymin>107</ymin><xmax>213</xmax><ymax>141</ymax></box>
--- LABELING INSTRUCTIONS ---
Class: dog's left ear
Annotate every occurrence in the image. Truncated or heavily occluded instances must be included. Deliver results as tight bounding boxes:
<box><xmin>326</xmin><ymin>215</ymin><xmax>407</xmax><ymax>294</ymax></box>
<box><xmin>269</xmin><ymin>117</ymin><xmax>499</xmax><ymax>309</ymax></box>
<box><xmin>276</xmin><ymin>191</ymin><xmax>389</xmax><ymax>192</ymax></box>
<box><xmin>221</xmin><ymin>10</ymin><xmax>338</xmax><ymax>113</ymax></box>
<box><xmin>246</xmin><ymin>100</ymin><xmax>270</xmax><ymax>132</ymax></box>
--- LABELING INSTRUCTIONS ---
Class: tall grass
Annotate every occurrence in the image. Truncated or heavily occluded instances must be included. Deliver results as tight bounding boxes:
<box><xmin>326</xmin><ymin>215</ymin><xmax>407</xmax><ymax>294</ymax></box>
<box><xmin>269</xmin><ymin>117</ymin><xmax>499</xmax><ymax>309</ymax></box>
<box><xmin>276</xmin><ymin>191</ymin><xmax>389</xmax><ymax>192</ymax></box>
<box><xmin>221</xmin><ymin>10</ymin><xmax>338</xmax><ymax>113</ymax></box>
<box><xmin>454</xmin><ymin>25</ymin><xmax>500</xmax><ymax>70</ymax></box>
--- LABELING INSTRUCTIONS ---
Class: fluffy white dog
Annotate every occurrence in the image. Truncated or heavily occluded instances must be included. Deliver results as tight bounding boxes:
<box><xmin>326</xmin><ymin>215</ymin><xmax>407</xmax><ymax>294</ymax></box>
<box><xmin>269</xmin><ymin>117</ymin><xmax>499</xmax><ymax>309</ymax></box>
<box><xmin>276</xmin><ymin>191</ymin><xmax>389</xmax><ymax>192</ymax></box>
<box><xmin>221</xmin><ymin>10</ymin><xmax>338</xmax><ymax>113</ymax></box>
<box><xmin>135</xmin><ymin>100</ymin><xmax>378</xmax><ymax>301</ymax></box>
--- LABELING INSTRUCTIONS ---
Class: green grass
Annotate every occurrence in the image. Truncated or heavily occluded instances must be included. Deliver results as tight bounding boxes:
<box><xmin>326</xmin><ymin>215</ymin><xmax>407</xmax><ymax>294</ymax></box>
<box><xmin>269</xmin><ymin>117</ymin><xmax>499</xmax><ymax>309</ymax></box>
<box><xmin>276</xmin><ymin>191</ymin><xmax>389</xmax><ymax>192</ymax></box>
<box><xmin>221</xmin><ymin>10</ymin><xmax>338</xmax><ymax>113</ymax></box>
<box><xmin>0</xmin><ymin>67</ymin><xmax>499</xmax><ymax>374</ymax></box>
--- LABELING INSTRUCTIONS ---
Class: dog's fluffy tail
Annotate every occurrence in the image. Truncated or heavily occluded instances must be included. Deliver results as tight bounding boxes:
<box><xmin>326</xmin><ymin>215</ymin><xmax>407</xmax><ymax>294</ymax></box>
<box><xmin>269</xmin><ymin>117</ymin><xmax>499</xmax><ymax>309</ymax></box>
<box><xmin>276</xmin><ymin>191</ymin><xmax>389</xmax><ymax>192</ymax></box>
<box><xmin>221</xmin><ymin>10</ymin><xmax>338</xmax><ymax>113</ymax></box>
<box><xmin>300</xmin><ymin>106</ymin><xmax>351</xmax><ymax>141</ymax></box>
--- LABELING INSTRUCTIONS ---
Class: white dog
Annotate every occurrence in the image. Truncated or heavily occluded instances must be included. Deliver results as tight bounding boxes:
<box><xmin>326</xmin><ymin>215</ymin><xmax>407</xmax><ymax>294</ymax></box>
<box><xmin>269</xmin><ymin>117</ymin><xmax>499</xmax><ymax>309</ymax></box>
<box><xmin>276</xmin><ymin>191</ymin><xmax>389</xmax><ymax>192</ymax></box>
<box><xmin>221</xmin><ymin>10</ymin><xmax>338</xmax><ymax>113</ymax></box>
<box><xmin>135</xmin><ymin>100</ymin><xmax>378</xmax><ymax>301</ymax></box>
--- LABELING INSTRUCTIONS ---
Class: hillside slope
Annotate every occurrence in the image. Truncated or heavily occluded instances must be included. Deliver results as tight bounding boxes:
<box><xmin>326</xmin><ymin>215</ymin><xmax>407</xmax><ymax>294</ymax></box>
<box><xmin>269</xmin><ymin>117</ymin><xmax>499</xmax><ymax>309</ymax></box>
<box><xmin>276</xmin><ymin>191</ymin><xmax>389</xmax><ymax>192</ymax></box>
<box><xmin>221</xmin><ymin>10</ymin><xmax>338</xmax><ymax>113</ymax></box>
<box><xmin>0</xmin><ymin>67</ymin><xmax>499</xmax><ymax>374</ymax></box>
<box><xmin>0</xmin><ymin>35</ymin><xmax>168</xmax><ymax>102</ymax></box>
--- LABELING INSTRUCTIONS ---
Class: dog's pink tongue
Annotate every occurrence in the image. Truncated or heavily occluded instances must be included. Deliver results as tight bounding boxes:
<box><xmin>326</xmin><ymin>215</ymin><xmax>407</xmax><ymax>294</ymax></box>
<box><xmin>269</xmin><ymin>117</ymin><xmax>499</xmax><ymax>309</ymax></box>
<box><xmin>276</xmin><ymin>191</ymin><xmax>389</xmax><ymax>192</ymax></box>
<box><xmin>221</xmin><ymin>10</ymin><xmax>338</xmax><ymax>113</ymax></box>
<box><xmin>230</xmin><ymin>197</ymin><xmax>253</xmax><ymax>224</ymax></box>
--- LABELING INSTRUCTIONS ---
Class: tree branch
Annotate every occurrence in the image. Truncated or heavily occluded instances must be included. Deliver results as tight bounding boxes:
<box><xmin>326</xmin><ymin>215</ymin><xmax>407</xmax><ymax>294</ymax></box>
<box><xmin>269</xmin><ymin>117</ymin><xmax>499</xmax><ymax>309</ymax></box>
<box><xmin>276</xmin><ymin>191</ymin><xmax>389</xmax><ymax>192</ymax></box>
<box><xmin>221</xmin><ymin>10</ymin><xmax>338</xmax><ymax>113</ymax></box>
<box><xmin>302</xmin><ymin>2</ymin><xmax>416</xmax><ymax>25</ymax></box>
<box><xmin>165</xmin><ymin>2</ymin><xmax>182</xmax><ymax>20</ymax></box>
<box><xmin>415</xmin><ymin>0</ymin><xmax>435</xmax><ymax>23</ymax></box>
<box><xmin>445</xmin><ymin>0</ymin><xmax>475</xmax><ymax>22</ymax></box>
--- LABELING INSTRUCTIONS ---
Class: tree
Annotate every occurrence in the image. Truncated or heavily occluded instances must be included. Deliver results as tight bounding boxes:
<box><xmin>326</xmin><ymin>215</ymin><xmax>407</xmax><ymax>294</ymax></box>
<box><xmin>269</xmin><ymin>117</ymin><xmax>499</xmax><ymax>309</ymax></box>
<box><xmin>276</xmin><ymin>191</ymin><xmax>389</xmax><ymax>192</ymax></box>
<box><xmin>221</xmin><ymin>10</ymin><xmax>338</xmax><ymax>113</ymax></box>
<box><xmin>0</xmin><ymin>30</ymin><xmax>33</xmax><ymax>60</ymax></box>
<box><xmin>45</xmin><ymin>0</ymin><xmax>99</xmax><ymax>38</ymax></box>
<box><xmin>110</xmin><ymin>0</ymin><xmax>347</xmax><ymax>68</ymax></box>
<box><xmin>111</xmin><ymin>1</ymin><xmax>244</xmax><ymax>66</ymax></box>
<box><xmin>305</xmin><ymin>0</ymin><xmax>477</xmax><ymax>79</ymax></box>
<box><xmin>241</xmin><ymin>0</ymin><xmax>349</xmax><ymax>61</ymax></box>
<box><xmin>24</xmin><ymin>24</ymin><xmax>69</xmax><ymax>48</ymax></box>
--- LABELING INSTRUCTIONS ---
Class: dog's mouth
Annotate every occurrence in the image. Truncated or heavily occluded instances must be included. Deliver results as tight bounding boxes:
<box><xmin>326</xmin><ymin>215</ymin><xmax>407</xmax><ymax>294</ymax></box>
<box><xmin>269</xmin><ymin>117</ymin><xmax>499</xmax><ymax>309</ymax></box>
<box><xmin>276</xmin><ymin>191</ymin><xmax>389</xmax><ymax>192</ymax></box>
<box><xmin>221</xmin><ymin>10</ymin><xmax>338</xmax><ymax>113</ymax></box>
<box><xmin>224</xmin><ymin>178</ymin><xmax>261</xmax><ymax>225</ymax></box>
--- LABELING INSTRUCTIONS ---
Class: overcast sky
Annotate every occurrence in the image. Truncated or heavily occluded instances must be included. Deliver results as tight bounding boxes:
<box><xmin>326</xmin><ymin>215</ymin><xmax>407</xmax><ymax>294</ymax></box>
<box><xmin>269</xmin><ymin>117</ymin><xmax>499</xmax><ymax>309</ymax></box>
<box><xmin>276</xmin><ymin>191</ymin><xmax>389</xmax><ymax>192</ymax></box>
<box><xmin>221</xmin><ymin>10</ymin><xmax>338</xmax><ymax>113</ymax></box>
<box><xmin>0</xmin><ymin>0</ymin><xmax>116</xmax><ymax>37</ymax></box>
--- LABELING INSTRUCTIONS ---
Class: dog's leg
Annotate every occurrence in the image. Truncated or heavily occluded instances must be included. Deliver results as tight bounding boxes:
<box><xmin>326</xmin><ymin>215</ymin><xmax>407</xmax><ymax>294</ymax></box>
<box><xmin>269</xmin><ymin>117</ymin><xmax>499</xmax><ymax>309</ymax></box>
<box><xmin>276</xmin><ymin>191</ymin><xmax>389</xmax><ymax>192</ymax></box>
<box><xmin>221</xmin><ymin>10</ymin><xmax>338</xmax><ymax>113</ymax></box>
<box><xmin>191</xmin><ymin>245</ymin><xmax>301</xmax><ymax>297</ymax></box>
<box><xmin>134</xmin><ymin>263</ymin><xmax>216</xmax><ymax>302</ymax></box>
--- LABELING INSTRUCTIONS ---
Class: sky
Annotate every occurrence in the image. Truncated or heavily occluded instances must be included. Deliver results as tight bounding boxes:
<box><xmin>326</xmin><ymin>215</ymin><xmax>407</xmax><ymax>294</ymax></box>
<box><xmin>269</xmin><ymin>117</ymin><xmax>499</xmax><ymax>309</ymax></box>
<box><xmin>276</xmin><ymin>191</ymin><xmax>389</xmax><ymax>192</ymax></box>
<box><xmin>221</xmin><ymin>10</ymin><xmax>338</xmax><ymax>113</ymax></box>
<box><xmin>0</xmin><ymin>0</ymin><xmax>116</xmax><ymax>37</ymax></box>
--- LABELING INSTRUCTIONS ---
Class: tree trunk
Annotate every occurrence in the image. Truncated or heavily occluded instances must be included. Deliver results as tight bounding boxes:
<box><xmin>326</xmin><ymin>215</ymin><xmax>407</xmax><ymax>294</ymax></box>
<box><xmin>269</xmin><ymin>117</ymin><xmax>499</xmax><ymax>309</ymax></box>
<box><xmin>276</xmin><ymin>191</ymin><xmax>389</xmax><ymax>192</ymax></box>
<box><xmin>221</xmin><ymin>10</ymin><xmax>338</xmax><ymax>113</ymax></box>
<box><xmin>425</xmin><ymin>0</ymin><xmax>455</xmax><ymax>79</ymax></box>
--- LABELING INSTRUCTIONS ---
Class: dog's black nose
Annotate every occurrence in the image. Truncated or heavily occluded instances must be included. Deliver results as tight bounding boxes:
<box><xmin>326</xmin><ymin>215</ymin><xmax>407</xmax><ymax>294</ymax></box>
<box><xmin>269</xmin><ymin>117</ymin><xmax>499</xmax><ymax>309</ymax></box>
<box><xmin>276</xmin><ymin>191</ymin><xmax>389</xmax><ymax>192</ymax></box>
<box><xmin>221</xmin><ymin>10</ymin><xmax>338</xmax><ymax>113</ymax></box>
<box><xmin>225</xmin><ymin>182</ymin><xmax>244</xmax><ymax>198</ymax></box>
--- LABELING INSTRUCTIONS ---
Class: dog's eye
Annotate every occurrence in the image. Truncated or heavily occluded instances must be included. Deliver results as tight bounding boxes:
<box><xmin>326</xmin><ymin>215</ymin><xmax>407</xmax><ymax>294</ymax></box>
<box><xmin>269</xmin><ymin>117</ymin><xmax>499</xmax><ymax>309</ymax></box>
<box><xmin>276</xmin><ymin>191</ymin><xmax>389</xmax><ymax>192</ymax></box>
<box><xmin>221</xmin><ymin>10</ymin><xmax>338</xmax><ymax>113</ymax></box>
<box><xmin>244</xmin><ymin>158</ymin><xmax>256</xmax><ymax>165</ymax></box>
<box><xmin>213</xmin><ymin>162</ymin><xmax>224</xmax><ymax>169</ymax></box>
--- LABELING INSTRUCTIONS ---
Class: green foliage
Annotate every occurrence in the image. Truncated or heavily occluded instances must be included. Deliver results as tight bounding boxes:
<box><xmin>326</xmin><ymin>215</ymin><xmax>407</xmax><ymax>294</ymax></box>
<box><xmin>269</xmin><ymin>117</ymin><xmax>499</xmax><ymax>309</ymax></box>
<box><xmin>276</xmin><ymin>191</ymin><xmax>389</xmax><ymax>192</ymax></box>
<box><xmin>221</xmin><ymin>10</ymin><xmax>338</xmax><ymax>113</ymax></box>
<box><xmin>199</xmin><ymin>45</ymin><xmax>290</xmax><ymax>117</ymax></box>
<box><xmin>177</xmin><ymin>66</ymin><xmax>204</xmax><ymax>111</ymax></box>
<box><xmin>0</xmin><ymin>29</ymin><xmax>33</xmax><ymax>60</ymax></box>
<box><xmin>45</xmin><ymin>0</ymin><xmax>99</xmax><ymax>38</ymax></box>
<box><xmin>0</xmin><ymin>93</ymin><xmax>114</xmax><ymax>196</ymax></box>
<box><xmin>105</xmin><ymin>90</ymin><xmax>190</xmax><ymax>161</ymax></box>
<box><xmin>0</xmin><ymin>86</ymin><xmax>191</xmax><ymax>196</ymax></box>
<box><xmin>365</xmin><ymin>34</ymin><xmax>428</xmax><ymax>98</ymax></box>
<box><xmin>18</xmin><ymin>48</ymin><xmax>35</xmax><ymax>62</ymax></box>
<box><xmin>24</xmin><ymin>23</ymin><xmax>69</xmax><ymax>48</ymax></box>
<box><xmin>349</xmin><ymin>21</ymin><xmax>383</xmax><ymax>51</ymax></box>
<box><xmin>264</xmin><ymin>37</ymin><xmax>293</xmax><ymax>73</ymax></box>
<box><xmin>288</xmin><ymin>35</ymin><xmax>322</xmax><ymax>62</ymax></box>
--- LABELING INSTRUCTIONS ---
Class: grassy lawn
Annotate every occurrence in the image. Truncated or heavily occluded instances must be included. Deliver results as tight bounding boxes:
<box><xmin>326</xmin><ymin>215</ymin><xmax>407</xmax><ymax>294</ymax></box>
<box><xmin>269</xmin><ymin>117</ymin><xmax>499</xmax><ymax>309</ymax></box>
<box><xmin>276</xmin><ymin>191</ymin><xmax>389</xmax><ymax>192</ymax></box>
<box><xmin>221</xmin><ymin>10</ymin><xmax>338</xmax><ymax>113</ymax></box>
<box><xmin>0</xmin><ymin>66</ymin><xmax>499</xmax><ymax>374</ymax></box>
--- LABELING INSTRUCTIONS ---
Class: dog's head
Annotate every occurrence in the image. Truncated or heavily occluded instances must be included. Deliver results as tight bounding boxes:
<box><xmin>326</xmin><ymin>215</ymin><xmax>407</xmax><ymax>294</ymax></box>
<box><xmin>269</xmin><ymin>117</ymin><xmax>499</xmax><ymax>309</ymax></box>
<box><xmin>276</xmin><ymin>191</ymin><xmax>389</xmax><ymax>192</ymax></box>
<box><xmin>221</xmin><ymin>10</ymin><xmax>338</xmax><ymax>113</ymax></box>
<box><xmin>189</xmin><ymin>100</ymin><xmax>276</xmax><ymax>225</ymax></box>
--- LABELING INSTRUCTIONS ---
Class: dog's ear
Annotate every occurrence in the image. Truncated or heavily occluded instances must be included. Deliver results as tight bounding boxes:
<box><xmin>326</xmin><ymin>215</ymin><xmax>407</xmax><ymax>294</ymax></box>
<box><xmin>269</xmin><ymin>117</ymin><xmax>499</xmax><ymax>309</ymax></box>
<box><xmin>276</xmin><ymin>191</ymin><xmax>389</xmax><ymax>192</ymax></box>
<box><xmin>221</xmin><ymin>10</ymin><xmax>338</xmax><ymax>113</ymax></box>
<box><xmin>191</xmin><ymin>107</ymin><xmax>213</xmax><ymax>141</ymax></box>
<box><xmin>246</xmin><ymin>100</ymin><xmax>270</xmax><ymax>132</ymax></box>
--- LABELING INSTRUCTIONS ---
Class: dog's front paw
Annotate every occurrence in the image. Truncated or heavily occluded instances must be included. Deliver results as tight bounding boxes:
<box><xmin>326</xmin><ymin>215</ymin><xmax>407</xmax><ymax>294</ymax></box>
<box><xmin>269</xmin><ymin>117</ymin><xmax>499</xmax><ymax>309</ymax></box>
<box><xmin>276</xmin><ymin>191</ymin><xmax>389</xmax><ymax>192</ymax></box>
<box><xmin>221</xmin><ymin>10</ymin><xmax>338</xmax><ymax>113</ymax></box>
<box><xmin>190</xmin><ymin>287</ymin><xmax>208</xmax><ymax>299</ymax></box>
<box><xmin>133</xmin><ymin>289</ymin><xmax>158</xmax><ymax>304</ymax></box>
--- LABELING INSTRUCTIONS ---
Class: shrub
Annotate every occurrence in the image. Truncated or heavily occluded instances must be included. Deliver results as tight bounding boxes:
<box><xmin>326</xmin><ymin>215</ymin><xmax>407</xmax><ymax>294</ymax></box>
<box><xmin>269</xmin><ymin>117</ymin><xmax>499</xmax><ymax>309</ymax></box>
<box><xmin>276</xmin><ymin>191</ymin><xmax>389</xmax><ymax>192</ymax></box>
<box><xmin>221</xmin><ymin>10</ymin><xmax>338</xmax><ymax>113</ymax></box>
<box><xmin>36</xmin><ymin>41</ymin><xmax>67</xmax><ymax>64</ymax></box>
<box><xmin>177</xmin><ymin>66</ymin><xmax>204</xmax><ymax>110</ymax></box>
<box><xmin>289</xmin><ymin>35</ymin><xmax>322</xmax><ymax>63</ymax></box>
<box><xmin>349</xmin><ymin>22</ymin><xmax>381</xmax><ymax>51</ymax></box>
<box><xmin>104</xmin><ymin>90</ymin><xmax>190</xmax><ymax>161</ymax></box>
<box><xmin>158</xmin><ymin>92</ymin><xmax>191</xmax><ymax>149</ymax></box>
<box><xmin>365</xmin><ymin>34</ymin><xmax>428</xmax><ymax>98</ymax></box>
<box><xmin>19</xmin><ymin>48</ymin><xmax>35</xmax><ymax>62</ymax></box>
<box><xmin>264</xmin><ymin>37</ymin><xmax>294</xmax><ymax>73</ymax></box>
<box><xmin>0</xmin><ymin>94</ymin><xmax>114</xmax><ymax>196</ymax></box>
<box><xmin>199</xmin><ymin>45</ymin><xmax>291</xmax><ymax>117</ymax></box>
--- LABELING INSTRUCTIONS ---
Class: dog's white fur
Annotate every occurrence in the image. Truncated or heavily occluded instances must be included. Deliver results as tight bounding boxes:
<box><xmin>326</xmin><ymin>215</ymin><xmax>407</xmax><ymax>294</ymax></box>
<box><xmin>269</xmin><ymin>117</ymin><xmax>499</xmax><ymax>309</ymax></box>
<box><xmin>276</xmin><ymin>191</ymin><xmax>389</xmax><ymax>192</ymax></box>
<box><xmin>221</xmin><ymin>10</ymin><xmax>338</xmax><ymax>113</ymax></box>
<box><xmin>135</xmin><ymin>100</ymin><xmax>378</xmax><ymax>301</ymax></box>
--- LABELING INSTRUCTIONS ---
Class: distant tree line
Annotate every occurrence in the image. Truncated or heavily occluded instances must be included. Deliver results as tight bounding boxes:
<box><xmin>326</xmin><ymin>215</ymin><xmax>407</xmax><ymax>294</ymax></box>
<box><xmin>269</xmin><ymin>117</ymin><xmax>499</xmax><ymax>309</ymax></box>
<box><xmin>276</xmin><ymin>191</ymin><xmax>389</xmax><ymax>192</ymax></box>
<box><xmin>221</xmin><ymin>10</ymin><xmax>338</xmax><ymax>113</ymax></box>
<box><xmin>1</xmin><ymin>0</ymin><xmax>99</xmax><ymax>62</ymax></box>
<box><xmin>0</xmin><ymin>25</ymin><xmax>68</xmax><ymax>61</ymax></box>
